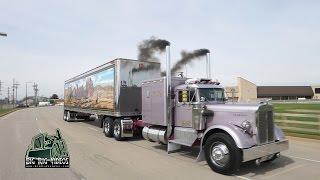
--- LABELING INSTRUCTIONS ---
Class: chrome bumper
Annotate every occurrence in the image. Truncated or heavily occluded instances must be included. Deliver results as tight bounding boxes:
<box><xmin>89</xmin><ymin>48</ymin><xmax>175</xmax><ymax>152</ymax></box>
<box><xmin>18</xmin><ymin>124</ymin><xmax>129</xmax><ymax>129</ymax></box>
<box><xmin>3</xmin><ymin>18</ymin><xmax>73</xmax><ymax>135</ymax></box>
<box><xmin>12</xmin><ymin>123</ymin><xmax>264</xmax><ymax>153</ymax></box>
<box><xmin>242</xmin><ymin>139</ymin><xmax>289</xmax><ymax>162</ymax></box>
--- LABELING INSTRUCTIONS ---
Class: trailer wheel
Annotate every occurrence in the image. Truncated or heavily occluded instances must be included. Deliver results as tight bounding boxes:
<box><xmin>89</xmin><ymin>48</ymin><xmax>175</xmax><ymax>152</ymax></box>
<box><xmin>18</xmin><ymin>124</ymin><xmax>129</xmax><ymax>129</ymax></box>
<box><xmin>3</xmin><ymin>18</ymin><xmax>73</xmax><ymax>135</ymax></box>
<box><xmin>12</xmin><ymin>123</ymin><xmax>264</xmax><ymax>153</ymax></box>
<box><xmin>103</xmin><ymin>117</ymin><xmax>114</xmax><ymax>137</ymax></box>
<box><xmin>113</xmin><ymin>119</ymin><xmax>123</xmax><ymax>141</ymax></box>
<box><xmin>204</xmin><ymin>133</ymin><xmax>241</xmax><ymax>175</ymax></box>
<box><xmin>63</xmin><ymin>110</ymin><xmax>67</xmax><ymax>121</ymax></box>
<box><xmin>66</xmin><ymin>111</ymin><xmax>71</xmax><ymax>122</ymax></box>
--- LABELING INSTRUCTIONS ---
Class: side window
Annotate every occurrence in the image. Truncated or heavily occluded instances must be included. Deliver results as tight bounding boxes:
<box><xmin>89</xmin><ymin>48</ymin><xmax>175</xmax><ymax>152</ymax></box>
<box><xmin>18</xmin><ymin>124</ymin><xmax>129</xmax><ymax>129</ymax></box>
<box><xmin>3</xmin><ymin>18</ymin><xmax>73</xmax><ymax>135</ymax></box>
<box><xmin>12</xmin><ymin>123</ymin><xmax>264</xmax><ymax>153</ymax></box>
<box><xmin>189</xmin><ymin>90</ymin><xmax>196</xmax><ymax>102</ymax></box>
<box><xmin>178</xmin><ymin>90</ymin><xmax>189</xmax><ymax>102</ymax></box>
<box><xmin>178</xmin><ymin>90</ymin><xmax>196</xmax><ymax>102</ymax></box>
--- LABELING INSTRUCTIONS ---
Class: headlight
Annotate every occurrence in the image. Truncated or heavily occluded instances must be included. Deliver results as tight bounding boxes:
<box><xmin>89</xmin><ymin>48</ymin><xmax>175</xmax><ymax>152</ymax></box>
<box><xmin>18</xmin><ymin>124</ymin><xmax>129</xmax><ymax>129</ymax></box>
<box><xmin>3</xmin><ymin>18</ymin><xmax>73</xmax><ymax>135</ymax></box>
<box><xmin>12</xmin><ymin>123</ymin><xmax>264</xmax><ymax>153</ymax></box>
<box><xmin>241</xmin><ymin>121</ymin><xmax>252</xmax><ymax>132</ymax></box>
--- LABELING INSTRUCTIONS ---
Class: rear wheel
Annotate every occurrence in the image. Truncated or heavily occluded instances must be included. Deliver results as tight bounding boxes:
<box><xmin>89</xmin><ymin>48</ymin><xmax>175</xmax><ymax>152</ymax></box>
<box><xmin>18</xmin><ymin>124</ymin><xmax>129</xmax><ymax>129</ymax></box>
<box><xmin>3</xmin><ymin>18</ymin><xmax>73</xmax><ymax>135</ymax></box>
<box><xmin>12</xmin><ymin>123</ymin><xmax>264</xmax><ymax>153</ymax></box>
<box><xmin>63</xmin><ymin>110</ymin><xmax>67</xmax><ymax>121</ymax></box>
<box><xmin>204</xmin><ymin>133</ymin><xmax>241</xmax><ymax>175</ymax></box>
<box><xmin>66</xmin><ymin>111</ymin><xmax>71</xmax><ymax>122</ymax></box>
<box><xmin>113</xmin><ymin>119</ymin><xmax>123</xmax><ymax>141</ymax></box>
<box><xmin>103</xmin><ymin>117</ymin><xmax>114</xmax><ymax>137</ymax></box>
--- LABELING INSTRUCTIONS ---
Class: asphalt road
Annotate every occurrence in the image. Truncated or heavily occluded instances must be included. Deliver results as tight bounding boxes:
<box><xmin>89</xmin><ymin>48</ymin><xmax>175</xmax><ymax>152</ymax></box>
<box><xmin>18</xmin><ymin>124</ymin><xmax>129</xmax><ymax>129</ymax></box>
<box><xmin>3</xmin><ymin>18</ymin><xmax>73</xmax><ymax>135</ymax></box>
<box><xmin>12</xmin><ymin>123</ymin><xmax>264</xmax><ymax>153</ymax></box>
<box><xmin>0</xmin><ymin>106</ymin><xmax>319</xmax><ymax>180</ymax></box>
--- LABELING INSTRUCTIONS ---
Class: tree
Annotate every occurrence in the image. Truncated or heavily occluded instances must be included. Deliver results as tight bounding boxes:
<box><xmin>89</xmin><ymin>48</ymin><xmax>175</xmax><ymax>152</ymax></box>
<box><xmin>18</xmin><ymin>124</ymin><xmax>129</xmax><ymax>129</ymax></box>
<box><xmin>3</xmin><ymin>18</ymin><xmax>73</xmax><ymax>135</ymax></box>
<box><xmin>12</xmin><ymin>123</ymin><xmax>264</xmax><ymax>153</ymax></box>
<box><xmin>50</xmin><ymin>94</ymin><xmax>59</xmax><ymax>99</ymax></box>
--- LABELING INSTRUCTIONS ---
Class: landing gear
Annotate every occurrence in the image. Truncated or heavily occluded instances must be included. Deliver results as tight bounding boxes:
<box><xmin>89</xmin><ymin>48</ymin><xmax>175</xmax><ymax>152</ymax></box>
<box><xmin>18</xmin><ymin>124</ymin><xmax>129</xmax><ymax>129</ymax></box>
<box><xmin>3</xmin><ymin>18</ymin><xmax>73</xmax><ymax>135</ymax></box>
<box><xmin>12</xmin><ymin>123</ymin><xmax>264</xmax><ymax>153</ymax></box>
<box><xmin>204</xmin><ymin>133</ymin><xmax>241</xmax><ymax>175</ymax></box>
<box><xmin>103</xmin><ymin>117</ymin><xmax>114</xmax><ymax>137</ymax></box>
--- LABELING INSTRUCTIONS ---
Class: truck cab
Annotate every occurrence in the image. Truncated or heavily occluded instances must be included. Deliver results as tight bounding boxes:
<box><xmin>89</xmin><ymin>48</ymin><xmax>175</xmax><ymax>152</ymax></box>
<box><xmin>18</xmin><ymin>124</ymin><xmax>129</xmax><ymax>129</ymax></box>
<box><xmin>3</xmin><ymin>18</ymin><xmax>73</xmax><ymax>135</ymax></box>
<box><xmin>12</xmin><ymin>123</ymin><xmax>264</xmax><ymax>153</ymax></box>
<box><xmin>174</xmin><ymin>79</ymin><xmax>225</xmax><ymax>129</ymax></box>
<box><xmin>142</xmin><ymin>77</ymin><xmax>288</xmax><ymax>175</ymax></box>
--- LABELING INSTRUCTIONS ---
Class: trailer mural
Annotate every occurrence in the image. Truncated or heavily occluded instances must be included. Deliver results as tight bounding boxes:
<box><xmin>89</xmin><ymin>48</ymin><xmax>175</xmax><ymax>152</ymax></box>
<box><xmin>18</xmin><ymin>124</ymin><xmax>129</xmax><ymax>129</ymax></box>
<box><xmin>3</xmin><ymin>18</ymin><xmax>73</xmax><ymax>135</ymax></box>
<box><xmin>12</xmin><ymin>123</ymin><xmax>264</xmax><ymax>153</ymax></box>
<box><xmin>64</xmin><ymin>67</ymin><xmax>114</xmax><ymax>110</ymax></box>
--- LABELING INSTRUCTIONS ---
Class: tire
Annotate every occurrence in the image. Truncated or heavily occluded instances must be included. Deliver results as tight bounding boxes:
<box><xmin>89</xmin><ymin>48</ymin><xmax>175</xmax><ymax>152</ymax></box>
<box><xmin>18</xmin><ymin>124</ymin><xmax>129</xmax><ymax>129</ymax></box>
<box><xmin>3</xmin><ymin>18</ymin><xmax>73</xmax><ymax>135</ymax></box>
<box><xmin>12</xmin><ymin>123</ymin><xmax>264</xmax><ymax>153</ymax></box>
<box><xmin>63</xmin><ymin>110</ymin><xmax>67</xmax><ymax>121</ymax></box>
<box><xmin>204</xmin><ymin>133</ymin><xmax>241</xmax><ymax>175</ymax></box>
<box><xmin>103</xmin><ymin>117</ymin><xmax>114</xmax><ymax>137</ymax></box>
<box><xmin>66</xmin><ymin>111</ymin><xmax>71</xmax><ymax>122</ymax></box>
<box><xmin>113</xmin><ymin>119</ymin><xmax>123</xmax><ymax>141</ymax></box>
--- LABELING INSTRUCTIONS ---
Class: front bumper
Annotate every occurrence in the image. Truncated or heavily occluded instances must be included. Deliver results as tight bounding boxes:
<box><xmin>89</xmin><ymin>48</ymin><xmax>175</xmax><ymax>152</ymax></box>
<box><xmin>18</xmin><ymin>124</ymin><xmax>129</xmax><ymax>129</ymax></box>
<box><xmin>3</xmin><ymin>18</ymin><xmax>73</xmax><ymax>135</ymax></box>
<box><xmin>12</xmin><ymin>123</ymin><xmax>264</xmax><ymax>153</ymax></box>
<box><xmin>242</xmin><ymin>139</ymin><xmax>289</xmax><ymax>162</ymax></box>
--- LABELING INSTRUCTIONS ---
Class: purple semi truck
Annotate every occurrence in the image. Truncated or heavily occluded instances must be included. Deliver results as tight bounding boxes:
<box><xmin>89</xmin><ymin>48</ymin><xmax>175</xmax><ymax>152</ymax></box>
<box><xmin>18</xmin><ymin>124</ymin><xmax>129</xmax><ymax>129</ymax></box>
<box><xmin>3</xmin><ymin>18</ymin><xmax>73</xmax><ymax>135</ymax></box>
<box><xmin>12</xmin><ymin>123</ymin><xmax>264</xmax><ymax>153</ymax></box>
<box><xmin>64</xmin><ymin>46</ymin><xmax>288</xmax><ymax>174</ymax></box>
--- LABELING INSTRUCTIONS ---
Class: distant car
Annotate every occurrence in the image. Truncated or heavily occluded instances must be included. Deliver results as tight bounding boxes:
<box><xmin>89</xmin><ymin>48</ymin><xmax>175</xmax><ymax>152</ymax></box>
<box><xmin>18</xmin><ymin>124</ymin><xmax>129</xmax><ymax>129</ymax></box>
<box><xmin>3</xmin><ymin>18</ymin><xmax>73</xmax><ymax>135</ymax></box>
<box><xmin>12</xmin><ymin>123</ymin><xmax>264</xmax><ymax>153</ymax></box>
<box><xmin>38</xmin><ymin>102</ymin><xmax>50</xmax><ymax>106</ymax></box>
<box><xmin>17</xmin><ymin>104</ymin><xmax>28</xmax><ymax>108</ymax></box>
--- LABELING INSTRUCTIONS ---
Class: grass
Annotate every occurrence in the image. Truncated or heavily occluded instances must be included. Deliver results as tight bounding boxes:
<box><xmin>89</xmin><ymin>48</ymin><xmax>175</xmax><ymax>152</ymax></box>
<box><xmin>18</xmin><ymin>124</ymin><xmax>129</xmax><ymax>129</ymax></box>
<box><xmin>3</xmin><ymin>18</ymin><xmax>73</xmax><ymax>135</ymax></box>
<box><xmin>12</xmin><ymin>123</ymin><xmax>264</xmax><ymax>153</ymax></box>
<box><xmin>0</xmin><ymin>107</ymin><xmax>15</xmax><ymax>117</ymax></box>
<box><xmin>273</xmin><ymin>103</ymin><xmax>320</xmax><ymax>113</ymax></box>
<box><xmin>272</xmin><ymin>103</ymin><xmax>320</xmax><ymax>140</ymax></box>
<box><xmin>274</xmin><ymin>115</ymin><xmax>319</xmax><ymax>122</ymax></box>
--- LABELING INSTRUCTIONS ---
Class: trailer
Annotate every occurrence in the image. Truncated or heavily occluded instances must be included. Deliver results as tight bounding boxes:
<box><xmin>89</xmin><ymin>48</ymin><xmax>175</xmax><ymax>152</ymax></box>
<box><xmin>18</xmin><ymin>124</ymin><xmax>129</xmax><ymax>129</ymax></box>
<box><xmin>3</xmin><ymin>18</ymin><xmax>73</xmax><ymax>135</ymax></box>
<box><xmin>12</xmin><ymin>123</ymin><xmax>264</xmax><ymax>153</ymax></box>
<box><xmin>64</xmin><ymin>47</ymin><xmax>288</xmax><ymax>174</ymax></box>
<box><xmin>63</xmin><ymin>58</ymin><xmax>161</xmax><ymax>135</ymax></box>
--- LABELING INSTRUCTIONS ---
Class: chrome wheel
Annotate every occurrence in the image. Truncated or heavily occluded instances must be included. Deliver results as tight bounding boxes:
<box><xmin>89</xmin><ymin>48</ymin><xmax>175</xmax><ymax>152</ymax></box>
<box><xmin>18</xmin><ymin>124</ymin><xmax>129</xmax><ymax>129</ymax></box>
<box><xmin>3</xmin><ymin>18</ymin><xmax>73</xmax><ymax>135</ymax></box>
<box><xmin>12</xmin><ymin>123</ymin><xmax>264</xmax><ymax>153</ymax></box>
<box><xmin>210</xmin><ymin>142</ymin><xmax>230</xmax><ymax>167</ymax></box>
<box><xmin>114</xmin><ymin>123</ymin><xmax>121</xmax><ymax>137</ymax></box>
<box><xmin>66</xmin><ymin>111</ymin><xmax>70</xmax><ymax>121</ymax></box>
<box><xmin>104</xmin><ymin>121</ymin><xmax>110</xmax><ymax>133</ymax></box>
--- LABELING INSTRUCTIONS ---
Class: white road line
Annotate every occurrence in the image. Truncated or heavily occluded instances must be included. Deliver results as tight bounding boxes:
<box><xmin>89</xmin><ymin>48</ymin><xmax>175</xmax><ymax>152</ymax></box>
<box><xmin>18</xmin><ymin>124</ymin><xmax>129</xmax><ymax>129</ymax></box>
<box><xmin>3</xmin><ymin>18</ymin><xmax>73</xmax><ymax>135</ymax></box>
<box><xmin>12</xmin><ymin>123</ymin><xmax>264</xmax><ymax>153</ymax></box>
<box><xmin>88</xmin><ymin>127</ymin><xmax>99</xmax><ymax>132</ymax></box>
<box><xmin>234</xmin><ymin>175</ymin><xmax>252</xmax><ymax>180</ymax></box>
<box><xmin>35</xmin><ymin>117</ymin><xmax>38</xmax><ymax>121</ymax></box>
<box><xmin>286</xmin><ymin>155</ymin><xmax>320</xmax><ymax>163</ymax></box>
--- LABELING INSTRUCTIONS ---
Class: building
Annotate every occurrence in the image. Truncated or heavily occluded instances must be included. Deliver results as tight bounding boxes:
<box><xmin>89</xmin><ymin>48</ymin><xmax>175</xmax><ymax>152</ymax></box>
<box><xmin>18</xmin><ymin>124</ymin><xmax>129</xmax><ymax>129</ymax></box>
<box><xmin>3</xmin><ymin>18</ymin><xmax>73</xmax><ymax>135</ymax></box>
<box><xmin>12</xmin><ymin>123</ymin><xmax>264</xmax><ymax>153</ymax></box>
<box><xmin>225</xmin><ymin>77</ymin><xmax>317</xmax><ymax>101</ymax></box>
<box><xmin>257</xmin><ymin>86</ymin><xmax>314</xmax><ymax>100</ymax></box>
<box><xmin>312</xmin><ymin>85</ymin><xmax>320</xmax><ymax>99</ymax></box>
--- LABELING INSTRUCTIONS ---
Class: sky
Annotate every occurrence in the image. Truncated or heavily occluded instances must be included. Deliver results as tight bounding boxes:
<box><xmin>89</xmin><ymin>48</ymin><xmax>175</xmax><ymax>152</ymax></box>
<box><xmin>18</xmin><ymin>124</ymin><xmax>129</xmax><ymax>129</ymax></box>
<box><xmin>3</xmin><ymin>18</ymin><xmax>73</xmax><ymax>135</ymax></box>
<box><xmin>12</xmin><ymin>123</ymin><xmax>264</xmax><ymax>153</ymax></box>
<box><xmin>0</xmin><ymin>0</ymin><xmax>319</xmax><ymax>99</ymax></box>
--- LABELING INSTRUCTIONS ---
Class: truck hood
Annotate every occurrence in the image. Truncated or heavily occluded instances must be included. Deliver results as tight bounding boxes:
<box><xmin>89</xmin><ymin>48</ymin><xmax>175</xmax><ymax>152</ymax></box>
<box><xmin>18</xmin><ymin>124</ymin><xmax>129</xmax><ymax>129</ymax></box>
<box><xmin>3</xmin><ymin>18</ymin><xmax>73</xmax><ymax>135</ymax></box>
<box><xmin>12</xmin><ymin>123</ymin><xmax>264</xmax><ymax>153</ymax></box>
<box><xmin>205</xmin><ymin>103</ymin><xmax>263</xmax><ymax>113</ymax></box>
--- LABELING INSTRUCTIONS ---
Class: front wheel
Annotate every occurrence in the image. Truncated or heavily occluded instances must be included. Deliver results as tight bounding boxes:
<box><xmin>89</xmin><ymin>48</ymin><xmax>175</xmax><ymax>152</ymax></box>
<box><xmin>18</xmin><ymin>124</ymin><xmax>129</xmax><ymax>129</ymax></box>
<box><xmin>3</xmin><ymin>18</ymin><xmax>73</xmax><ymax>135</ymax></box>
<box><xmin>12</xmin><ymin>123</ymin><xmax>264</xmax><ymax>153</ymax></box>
<box><xmin>204</xmin><ymin>133</ymin><xmax>241</xmax><ymax>175</ymax></box>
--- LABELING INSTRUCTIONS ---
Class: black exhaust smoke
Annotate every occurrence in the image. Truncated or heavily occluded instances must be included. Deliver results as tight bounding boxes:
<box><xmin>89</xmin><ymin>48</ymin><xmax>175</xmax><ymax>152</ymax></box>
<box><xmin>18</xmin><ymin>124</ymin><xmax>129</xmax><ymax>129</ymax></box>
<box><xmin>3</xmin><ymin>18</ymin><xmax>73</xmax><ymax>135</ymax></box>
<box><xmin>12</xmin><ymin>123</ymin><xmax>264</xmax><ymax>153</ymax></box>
<box><xmin>138</xmin><ymin>36</ymin><xmax>170</xmax><ymax>62</ymax></box>
<box><xmin>161</xmin><ymin>48</ymin><xmax>210</xmax><ymax>76</ymax></box>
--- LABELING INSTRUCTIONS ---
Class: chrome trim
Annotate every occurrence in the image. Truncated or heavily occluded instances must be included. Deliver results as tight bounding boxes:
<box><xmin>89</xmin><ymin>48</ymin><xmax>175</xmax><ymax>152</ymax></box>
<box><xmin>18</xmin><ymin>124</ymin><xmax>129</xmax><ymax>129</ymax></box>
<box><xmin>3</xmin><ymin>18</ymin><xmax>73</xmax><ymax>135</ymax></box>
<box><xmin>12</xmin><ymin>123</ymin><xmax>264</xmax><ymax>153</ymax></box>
<box><xmin>242</xmin><ymin>139</ymin><xmax>289</xmax><ymax>162</ymax></box>
<box><xmin>120</xmin><ymin>119</ymin><xmax>133</xmax><ymax>138</ymax></box>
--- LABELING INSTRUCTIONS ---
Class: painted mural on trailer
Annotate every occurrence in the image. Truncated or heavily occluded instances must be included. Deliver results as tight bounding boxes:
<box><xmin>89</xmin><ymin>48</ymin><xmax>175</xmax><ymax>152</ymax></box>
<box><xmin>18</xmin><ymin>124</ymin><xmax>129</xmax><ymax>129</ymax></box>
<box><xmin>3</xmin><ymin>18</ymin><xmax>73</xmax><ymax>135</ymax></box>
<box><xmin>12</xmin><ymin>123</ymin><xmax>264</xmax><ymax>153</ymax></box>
<box><xmin>64</xmin><ymin>68</ymin><xmax>114</xmax><ymax>110</ymax></box>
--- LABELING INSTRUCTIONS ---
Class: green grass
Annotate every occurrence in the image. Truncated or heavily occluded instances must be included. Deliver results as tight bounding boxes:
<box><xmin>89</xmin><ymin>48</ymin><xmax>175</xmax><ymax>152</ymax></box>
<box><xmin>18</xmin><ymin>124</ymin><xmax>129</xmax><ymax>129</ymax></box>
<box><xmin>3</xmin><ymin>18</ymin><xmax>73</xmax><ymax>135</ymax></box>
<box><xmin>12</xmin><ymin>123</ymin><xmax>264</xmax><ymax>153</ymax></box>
<box><xmin>273</xmin><ymin>103</ymin><xmax>320</xmax><ymax>113</ymax></box>
<box><xmin>272</xmin><ymin>103</ymin><xmax>320</xmax><ymax>139</ymax></box>
<box><xmin>275</xmin><ymin>115</ymin><xmax>319</xmax><ymax>122</ymax></box>
<box><xmin>0</xmin><ymin>108</ymin><xmax>15</xmax><ymax>117</ymax></box>
<box><xmin>275</xmin><ymin>121</ymin><xmax>319</xmax><ymax>129</ymax></box>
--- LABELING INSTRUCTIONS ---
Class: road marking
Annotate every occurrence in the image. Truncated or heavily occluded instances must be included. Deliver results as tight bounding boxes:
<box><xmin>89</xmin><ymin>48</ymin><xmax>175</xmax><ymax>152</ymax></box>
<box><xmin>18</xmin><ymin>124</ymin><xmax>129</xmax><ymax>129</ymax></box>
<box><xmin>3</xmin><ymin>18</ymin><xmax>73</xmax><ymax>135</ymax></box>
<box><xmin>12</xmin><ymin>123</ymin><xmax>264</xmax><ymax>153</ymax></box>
<box><xmin>234</xmin><ymin>175</ymin><xmax>252</xmax><ymax>180</ymax></box>
<box><xmin>35</xmin><ymin>117</ymin><xmax>38</xmax><ymax>121</ymax></box>
<box><xmin>286</xmin><ymin>155</ymin><xmax>320</xmax><ymax>163</ymax></box>
<box><xmin>88</xmin><ymin>127</ymin><xmax>99</xmax><ymax>132</ymax></box>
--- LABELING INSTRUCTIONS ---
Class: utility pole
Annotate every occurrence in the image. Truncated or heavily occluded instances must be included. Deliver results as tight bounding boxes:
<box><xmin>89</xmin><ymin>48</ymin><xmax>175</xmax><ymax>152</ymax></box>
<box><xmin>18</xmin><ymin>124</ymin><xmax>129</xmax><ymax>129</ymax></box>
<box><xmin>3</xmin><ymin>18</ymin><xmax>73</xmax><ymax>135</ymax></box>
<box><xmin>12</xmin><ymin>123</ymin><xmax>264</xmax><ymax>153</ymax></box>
<box><xmin>0</xmin><ymin>80</ymin><xmax>2</xmax><ymax>108</ymax></box>
<box><xmin>25</xmin><ymin>82</ymin><xmax>32</xmax><ymax>106</ymax></box>
<box><xmin>7</xmin><ymin>87</ymin><xmax>10</xmax><ymax>104</ymax></box>
<box><xmin>0</xmin><ymin>80</ymin><xmax>2</xmax><ymax>96</ymax></box>
<box><xmin>33</xmin><ymin>83</ymin><xmax>39</xmax><ymax>107</ymax></box>
<box><xmin>12</xmin><ymin>79</ymin><xmax>19</xmax><ymax>107</ymax></box>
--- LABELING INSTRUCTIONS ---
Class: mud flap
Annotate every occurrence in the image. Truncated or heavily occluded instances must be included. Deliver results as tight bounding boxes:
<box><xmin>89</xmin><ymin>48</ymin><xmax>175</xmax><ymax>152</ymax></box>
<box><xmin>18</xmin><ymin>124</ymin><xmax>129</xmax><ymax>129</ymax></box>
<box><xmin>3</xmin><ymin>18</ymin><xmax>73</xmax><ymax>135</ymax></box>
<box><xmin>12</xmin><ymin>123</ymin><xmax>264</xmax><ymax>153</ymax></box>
<box><xmin>196</xmin><ymin>148</ymin><xmax>205</xmax><ymax>162</ymax></box>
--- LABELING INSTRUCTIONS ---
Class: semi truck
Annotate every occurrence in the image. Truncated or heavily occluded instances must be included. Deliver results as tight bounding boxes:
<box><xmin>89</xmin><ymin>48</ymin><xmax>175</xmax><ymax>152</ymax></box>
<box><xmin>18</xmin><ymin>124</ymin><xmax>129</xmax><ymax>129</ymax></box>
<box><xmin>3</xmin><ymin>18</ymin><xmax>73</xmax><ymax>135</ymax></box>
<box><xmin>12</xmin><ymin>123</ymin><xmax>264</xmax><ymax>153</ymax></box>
<box><xmin>63</xmin><ymin>46</ymin><xmax>289</xmax><ymax>174</ymax></box>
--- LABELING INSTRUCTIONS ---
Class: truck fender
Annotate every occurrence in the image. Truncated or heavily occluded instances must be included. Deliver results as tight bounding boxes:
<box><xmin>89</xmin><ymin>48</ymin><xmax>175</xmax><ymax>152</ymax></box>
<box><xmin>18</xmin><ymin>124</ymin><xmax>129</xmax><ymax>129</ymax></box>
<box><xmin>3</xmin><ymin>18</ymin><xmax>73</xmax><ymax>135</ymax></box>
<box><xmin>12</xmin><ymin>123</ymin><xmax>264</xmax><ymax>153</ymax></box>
<box><xmin>196</xmin><ymin>124</ymin><xmax>255</xmax><ymax>162</ymax></box>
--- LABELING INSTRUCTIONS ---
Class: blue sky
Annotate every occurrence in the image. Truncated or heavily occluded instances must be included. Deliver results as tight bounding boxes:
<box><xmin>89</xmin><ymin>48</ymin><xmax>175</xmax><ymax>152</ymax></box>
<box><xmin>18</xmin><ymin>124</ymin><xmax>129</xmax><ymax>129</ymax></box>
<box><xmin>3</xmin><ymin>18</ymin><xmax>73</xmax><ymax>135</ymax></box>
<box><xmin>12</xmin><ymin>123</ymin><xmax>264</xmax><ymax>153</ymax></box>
<box><xmin>0</xmin><ymin>0</ymin><xmax>319</xmax><ymax>99</ymax></box>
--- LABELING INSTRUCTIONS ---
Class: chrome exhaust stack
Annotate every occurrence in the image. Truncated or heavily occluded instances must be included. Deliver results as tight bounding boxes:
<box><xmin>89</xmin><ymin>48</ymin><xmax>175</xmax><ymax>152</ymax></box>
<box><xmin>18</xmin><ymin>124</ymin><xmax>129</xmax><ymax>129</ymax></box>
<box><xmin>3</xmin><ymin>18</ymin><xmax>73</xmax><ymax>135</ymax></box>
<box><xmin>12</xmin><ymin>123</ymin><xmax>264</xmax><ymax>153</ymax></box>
<box><xmin>206</xmin><ymin>52</ymin><xmax>211</xmax><ymax>79</ymax></box>
<box><xmin>165</xmin><ymin>45</ymin><xmax>172</xmax><ymax>140</ymax></box>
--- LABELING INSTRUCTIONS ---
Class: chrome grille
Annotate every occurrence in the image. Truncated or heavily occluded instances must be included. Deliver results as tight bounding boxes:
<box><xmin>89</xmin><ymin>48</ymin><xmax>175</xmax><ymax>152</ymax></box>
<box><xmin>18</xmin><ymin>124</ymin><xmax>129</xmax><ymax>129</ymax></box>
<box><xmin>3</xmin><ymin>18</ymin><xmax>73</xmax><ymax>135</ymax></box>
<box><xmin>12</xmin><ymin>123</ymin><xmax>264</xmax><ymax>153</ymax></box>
<box><xmin>257</xmin><ymin>110</ymin><xmax>274</xmax><ymax>144</ymax></box>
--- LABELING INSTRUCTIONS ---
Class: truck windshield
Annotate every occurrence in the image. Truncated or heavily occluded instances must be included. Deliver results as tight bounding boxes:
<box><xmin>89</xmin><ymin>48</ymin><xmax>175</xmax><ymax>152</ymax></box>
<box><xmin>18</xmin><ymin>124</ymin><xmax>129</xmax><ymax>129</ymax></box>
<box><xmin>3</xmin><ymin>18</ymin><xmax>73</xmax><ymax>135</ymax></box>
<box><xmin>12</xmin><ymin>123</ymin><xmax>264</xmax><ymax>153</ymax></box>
<box><xmin>198</xmin><ymin>88</ymin><xmax>225</xmax><ymax>102</ymax></box>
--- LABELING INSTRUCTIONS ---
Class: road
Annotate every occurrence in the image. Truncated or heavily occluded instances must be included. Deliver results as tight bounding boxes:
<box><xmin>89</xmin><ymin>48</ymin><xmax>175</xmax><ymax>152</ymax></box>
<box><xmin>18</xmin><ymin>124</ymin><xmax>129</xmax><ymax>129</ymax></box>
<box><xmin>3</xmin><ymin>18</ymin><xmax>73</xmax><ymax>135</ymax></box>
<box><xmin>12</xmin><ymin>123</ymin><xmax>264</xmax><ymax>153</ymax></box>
<box><xmin>0</xmin><ymin>106</ymin><xmax>319</xmax><ymax>180</ymax></box>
